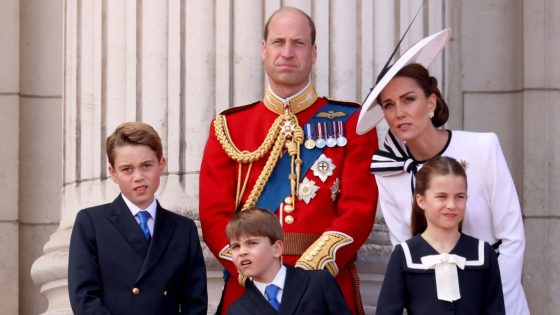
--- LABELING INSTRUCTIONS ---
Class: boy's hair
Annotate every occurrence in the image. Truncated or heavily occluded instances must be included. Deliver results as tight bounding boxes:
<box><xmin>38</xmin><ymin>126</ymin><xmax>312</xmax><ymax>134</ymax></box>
<box><xmin>106</xmin><ymin>122</ymin><xmax>163</xmax><ymax>166</ymax></box>
<box><xmin>411</xmin><ymin>156</ymin><xmax>467</xmax><ymax>236</ymax></box>
<box><xmin>226</xmin><ymin>208</ymin><xmax>283</xmax><ymax>244</ymax></box>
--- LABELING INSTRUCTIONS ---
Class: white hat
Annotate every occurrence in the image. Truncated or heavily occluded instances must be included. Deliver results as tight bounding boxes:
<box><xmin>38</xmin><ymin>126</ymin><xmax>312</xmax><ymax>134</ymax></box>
<box><xmin>356</xmin><ymin>28</ymin><xmax>452</xmax><ymax>135</ymax></box>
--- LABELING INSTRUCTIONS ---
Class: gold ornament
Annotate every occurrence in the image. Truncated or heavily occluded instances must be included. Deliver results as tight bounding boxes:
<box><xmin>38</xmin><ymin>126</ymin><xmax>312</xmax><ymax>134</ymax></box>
<box><xmin>214</xmin><ymin>108</ymin><xmax>304</xmax><ymax>211</ymax></box>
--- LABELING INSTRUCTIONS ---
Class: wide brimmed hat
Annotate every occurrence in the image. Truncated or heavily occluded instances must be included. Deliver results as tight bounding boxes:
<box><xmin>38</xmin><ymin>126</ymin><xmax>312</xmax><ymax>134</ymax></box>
<box><xmin>356</xmin><ymin>28</ymin><xmax>452</xmax><ymax>135</ymax></box>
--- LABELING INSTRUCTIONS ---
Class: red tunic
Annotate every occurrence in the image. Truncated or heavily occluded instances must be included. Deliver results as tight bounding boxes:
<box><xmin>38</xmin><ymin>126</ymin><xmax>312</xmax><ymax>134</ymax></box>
<box><xmin>200</xmin><ymin>97</ymin><xmax>379</xmax><ymax>314</ymax></box>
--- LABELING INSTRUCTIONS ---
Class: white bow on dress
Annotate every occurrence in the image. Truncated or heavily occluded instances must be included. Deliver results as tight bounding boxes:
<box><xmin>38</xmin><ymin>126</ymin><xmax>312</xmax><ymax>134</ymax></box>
<box><xmin>421</xmin><ymin>253</ymin><xmax>466</xmax><ymax>302</ymax></box>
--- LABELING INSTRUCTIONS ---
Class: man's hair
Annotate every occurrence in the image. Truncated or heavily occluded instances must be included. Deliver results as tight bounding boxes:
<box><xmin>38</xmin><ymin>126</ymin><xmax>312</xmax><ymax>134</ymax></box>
<box><xmin>226</xmin><ymin>208</ymin><xmax>283</xmax><ymax>244</ymax></box>
<box><xmin>263</xmin><ymin>7</ymin><xmax>316</xmax><ymax>44</ymax></box>
<box><xmin>106</xmin><ymin>121</ymin><xmax>163</xmax><ymax>166</ymax></box>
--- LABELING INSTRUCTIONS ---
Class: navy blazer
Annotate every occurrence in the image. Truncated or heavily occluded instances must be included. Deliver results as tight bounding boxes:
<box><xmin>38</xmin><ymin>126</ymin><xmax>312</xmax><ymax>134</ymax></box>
<box><xmin>68</xmin><ymin>195</ymin><xmax>207</xmax><ymax>315</ymax></box>
<box><xmin>227</xmin><ymin>265</ymin><xmax>351</xmax><ymax>315</ymax></box>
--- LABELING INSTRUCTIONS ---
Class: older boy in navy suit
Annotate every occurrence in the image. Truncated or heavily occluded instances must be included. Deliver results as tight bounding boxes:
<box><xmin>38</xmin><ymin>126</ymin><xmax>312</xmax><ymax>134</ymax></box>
<box><xmin>69</xmin><ymin>122</ymin><xmax>207</xmax><ymax>315</ymax></box>
<box><xmin>226</xmin><ymin>208</ymin><xmax>351</xmax><ymax>315</ymax></box>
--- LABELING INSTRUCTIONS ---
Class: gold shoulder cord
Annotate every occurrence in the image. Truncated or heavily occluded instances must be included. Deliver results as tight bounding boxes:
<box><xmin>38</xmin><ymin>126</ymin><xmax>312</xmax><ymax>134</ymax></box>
<box><xmin>213</xmin><ymin>111</ymin><xmax>303</xmax><ymax>211</ymax></box>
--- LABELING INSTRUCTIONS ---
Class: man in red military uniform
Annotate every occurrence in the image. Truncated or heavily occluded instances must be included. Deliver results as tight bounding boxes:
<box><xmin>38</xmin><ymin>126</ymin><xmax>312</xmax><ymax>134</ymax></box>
<box><xmin>200</xmin><ymin>7</ymin><xmax>378</xmax><ymax>315</ymax></box>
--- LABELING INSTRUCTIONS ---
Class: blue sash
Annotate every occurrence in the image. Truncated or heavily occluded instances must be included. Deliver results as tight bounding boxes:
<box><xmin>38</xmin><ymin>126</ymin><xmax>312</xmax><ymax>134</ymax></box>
<box><xmin>256</xmin><ymin>102</ymin><xmax>358</xmax><ymax>212</ymax></box>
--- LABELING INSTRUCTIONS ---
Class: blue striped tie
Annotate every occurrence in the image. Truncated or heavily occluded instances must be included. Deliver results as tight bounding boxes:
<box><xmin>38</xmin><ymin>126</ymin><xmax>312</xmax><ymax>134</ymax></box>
<box><xmin>136</xmin><ymin>211</ymin><xmax>151</xmax><ymax>241</ymax></box>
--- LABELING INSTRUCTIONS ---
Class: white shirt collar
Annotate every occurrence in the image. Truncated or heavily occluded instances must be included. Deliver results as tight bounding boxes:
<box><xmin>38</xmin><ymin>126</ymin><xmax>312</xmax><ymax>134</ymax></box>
<box><xmin>253</xmin><ymin>265</ymin><xmax>287</xmax><ymax>302</ymax></box>
<box><xmin>121</xmin><ymin>194</ymin><xmax>157</xmax><ymax>220</ymax></box>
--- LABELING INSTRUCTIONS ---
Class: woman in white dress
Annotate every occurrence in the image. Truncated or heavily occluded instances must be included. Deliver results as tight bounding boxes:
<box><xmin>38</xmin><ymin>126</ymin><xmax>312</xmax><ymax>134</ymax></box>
<box><xmin>356</xmin><ymin>29</ymin><xmax>529</xmax><ymax>314</ymax></box>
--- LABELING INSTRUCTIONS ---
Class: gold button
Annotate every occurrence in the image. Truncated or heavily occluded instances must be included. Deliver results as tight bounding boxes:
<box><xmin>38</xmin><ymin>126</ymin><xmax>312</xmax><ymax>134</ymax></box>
<box><xmin>306</xmin><ymin>255</ymin><xmax>313</xmax><ymax>261</ymax></box>
<box><xmin>132</xmin><ymin>287</ymin><xmax>140</xmax><ymax>295</ymax></box>
<box><xmin>319</xmin><ymin>241</ymin><xmax>326</xmax><ymax>246</ymax></box>
<box><xmin>163</xmin><ymin>290</ymin><xmax>168</xmax><ymax>297</ymax></box>
<box><xmin>284</xmin><ymin>205</ymin><xmax>294</xmax><ymax>213</ymax></box>
<box><xmin>284</xmin><ymin>215</ymin><xmax>294</xmax><ymax>224</ymax></box>
<box><xmin>284</xmin><ymin>196</ymin><xmax>293</xmax><ymax>204</ymax></box>
<box><xmin>323</xmin><ymin>236</ymin><xmax>330</xmax><ymax>241</ymax></box>
<box><xmin>311</xmin><ymin>250</ymin><xmax>318</xmax><ymax>256</ymax></box>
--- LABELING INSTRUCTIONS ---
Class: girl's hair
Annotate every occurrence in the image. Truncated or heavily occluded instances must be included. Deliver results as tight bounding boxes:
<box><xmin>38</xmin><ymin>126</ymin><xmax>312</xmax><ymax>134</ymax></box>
<box><xmin>394</xmin><ymin>63</ymin><xmax>449</xmax><ymax>128</ymax></box>
<box><xmin>411</xmin><ymin>156</ymin><xmax>467</xmax><ymax>235</ymax></box>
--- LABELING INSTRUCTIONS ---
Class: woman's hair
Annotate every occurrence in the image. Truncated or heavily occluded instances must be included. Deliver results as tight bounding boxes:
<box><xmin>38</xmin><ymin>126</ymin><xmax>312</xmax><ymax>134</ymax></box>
<box><xmin>411</xmin><ymin>156</ymin><xmax>467</xmax><ymax>235</ymax></box>
<box><xmin>394</xmin><ymin>63</ymin><xmax>449</xmax><ymax>127</ymax></box>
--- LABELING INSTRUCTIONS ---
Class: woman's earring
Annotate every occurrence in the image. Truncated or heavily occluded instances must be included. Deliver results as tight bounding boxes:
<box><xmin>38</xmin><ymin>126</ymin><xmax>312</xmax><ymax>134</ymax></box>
<box><xmin>427</xmin><ymin>111</ymin><xmax>434</xmax><ymax>119</ymax></box>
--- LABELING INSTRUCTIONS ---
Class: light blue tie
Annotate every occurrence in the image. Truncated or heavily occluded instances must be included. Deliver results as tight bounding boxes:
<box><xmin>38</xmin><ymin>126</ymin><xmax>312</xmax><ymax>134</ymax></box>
<box><xmin>136</xmin><ymin>211</ymin><xmax>151</xmax><ymax>241</ymax></box>
<box><xmin>264</xmin><ymin>284</ymin><xmax>280</xmax><ymax>311</ymax></box>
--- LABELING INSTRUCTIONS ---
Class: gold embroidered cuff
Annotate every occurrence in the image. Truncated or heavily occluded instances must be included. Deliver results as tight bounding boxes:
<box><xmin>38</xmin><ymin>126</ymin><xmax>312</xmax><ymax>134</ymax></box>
<box><xmin>295</xmin><ymin>231</ymin><xmax>354</xmax><ymax>277</ymax></box>
<box><xmin>218</xmin><ymin>244</ymin><xmax>233</xmax><ymax>261</ymax></box>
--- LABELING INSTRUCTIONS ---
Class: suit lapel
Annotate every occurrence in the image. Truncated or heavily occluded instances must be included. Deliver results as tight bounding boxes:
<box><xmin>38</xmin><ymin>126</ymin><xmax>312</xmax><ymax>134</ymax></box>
<box><xmin>279</xmin><ymin>266</ymin><xmax>310</xmax><ymax>315</ymax></box>
<box><xmin>242</xmin><ymin>281</ymin><xmax>279</xmax><ymax>314</ymax></box>
<box><xmin>136</xmin><ymin>203</ymin><xmax>176</xmax><ymax>281</ymax></box>
<box><xmin>107</xmin><ymin>195</ymin><xmax>150</xmax><ymax>258</ymax></box>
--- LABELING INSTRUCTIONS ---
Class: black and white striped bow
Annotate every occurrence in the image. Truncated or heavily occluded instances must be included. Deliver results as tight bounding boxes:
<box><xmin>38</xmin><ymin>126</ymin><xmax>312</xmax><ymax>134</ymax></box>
<box><xmin>370</xmin><ymin>130</ymin><xmax>420</xmax><ymax>193</ymax></box>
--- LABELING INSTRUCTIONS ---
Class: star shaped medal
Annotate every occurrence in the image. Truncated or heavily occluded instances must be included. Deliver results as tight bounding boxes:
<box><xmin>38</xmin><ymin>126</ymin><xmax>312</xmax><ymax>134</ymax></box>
<box><xmin>311</xmin><ymin>154</ymin><xmax>336</xmax><ymax>182</ymax></box>
<box><xmin>298</xmin><ymin>177</ymin><xmax>320</xmax><ymax>204</ymax></box>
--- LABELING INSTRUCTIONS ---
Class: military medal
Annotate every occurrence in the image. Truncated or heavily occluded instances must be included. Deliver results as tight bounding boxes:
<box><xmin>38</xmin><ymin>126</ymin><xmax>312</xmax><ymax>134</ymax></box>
<box><xmin>281</xmin><ymin>119</ymin><xmax>296</xmax><ymax>136</ymax></box>
<box><xmin>326</xmin><ymin>121</ymin><xmax>337</xmax><ymax>147</ymax></box>
<box><xmin>311</xmin><ymin>154</ymin><xmax>336</xmax><ymax>182</ymax></box>
<box><xmin>304</xmin><ymin>123</ymin><xmax>315</xmax><ymax>149</ymax></box>
<box><xmin>315</xmin><ymin>123</ymin><xmax>326</xmax><ymax>148</ymax></box>
<box><xmin>298</xmin><ymin>177</ymin><xmax>320</xmax><ymax>204</ymax></box>
<box><xmin>336</xmin><ymin>120</ymin><xmax>347</xmax><ymax>147</ymax></box>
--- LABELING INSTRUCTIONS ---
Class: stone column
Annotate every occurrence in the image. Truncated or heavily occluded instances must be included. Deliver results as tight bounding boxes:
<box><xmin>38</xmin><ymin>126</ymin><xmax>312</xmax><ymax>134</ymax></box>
<box><xmin>460</xmin><ymin>0</ymin><xmax>524</xmax><ymax>175</ymax></box>
<box><xmin>20</xmin><ymin>0</ymin><xmax>64</xmax><ymax>314</ymax></box>
<box><xmin>522</xmin><ymin>0</ymin><xmax>560</xmax><ymax>313</ymax></box>
<box><xmin>0</xmin><ymin>0</ymin><xmax>20</xmax><ymax>314</ymax></box>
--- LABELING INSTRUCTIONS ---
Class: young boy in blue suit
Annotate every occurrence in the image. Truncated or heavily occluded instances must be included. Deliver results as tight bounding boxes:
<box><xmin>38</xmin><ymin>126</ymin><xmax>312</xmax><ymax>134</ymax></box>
<box><xmin>226</xmin><ymin>208</ymin><xmax>351</xmax><ymax>315</ymax></box>
<box><xmin>69</xmin><ymin>122</ymin><xmax>207</xmax><ymax>315</ymax></box>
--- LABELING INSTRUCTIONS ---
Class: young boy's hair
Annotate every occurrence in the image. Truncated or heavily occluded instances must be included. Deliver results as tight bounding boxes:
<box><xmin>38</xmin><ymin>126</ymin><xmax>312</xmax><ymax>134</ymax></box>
<box><xmin>106</xmin><ymin>121</ymin><xmax>163</xmax><ymax>166</ymax></box>
<box><xmin>226</xmin><ymin>208</ymin><xmax>283</xmax><ymax>244</ymax></box>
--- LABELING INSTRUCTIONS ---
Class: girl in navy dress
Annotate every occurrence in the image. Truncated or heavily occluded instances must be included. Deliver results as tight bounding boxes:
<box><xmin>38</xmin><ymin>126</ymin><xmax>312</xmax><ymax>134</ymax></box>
<box><xmin>376</xmin><ymin>156</ymin><xmax>505</xmax><ymax>315</ymax></box>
